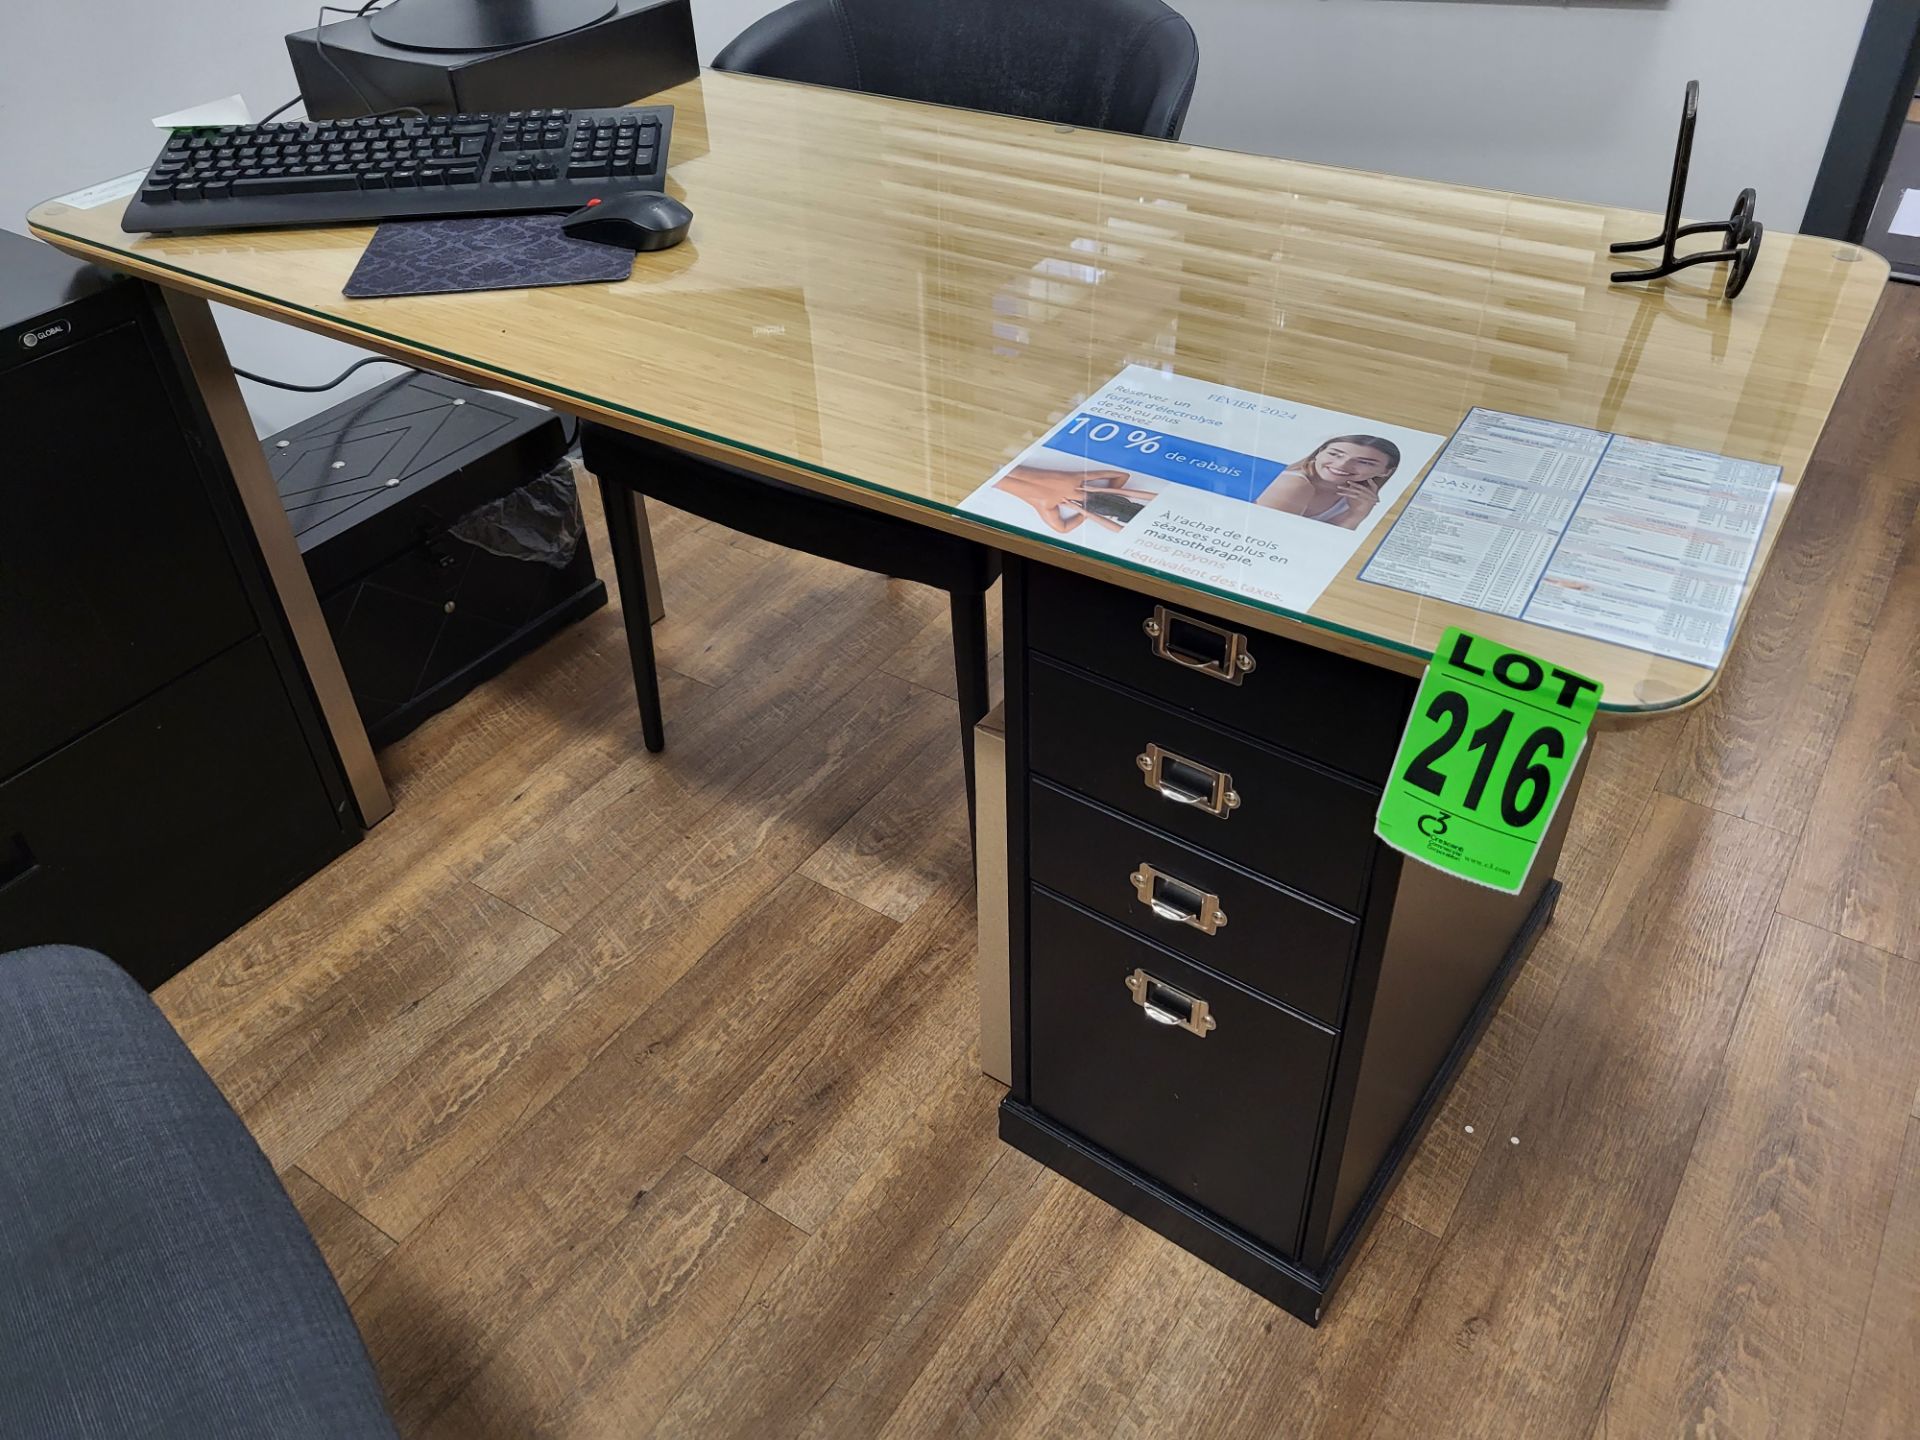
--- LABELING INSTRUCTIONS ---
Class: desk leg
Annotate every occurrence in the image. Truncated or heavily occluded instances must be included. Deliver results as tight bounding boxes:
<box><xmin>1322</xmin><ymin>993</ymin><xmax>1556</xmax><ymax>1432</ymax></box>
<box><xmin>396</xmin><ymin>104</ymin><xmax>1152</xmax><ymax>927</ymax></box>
<box><xmin>629</xmin><ymin>489</ymin><xmax>666</xmax><ymax>626</ymax></box>
<box><xmin>160</xmin><ymin>291</ymin><xmax>393</xmax><ymax>827</ymax></box>
<box><xmin>598</xmin><ymin>476</ymin><xmax>667</xmax><ymax>752</ymax></box>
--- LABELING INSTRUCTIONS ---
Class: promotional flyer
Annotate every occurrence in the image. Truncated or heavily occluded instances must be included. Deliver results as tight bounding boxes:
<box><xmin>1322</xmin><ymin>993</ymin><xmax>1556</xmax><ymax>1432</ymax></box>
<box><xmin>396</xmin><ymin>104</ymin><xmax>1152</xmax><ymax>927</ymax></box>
<box><xmin>959</xmin><ymin>367</ymin><xmax>1447</xmax><ymax>613</ymax></box>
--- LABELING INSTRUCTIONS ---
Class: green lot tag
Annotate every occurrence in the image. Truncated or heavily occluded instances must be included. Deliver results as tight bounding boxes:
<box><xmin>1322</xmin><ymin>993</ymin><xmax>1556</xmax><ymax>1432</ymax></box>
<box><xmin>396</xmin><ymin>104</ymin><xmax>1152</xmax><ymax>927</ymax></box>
<box><xmin>1375</xmin><ymin>629</ymin><xmax>1602</xmax><ymax>894</ymax></box>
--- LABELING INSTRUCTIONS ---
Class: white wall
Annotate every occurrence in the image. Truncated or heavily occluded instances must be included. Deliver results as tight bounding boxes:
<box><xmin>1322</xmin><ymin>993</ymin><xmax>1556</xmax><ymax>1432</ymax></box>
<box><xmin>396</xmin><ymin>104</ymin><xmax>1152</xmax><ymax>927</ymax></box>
<box><xmin>0</xmin><ymin>1</ymin><xmax>419</xmax><ymax>433</ymax></box>
<box><xmin>1</xmin><ymin>0</ymin><xmax>1874</xmax><ymax>431</ymax></box>
<box><xmin>1172</xmin><ymin>0</ymin><xmax>1873</xmax><ymax>221</ymax></box>
<box><xmin>694</xmin><ymin>0</ymin><xmax>1874</xmax><ymax>222</ymax></box>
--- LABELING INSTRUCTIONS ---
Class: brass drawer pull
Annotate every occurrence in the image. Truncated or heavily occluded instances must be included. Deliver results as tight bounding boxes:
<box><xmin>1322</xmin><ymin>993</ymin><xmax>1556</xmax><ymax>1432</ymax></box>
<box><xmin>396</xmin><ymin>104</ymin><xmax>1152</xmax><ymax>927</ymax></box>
<box><xmin>1136</xmin><ymin>743</ymin><xmax>1240</xmax><ymax>818</ymax></box>
<box><xmin>1125</xmin><ymin>968</ymin><xmax>1217</xmax><ymax>1037</ymax></box>
<box><xmin>1143</xmin><ymin>605</ymin><xmax>1255</xmax><ymax>685</ymax></box>
<box><xmin>1129</xmin><ymin>863</ymin><xmax>1227</xmax><ymax>935</ymax></box>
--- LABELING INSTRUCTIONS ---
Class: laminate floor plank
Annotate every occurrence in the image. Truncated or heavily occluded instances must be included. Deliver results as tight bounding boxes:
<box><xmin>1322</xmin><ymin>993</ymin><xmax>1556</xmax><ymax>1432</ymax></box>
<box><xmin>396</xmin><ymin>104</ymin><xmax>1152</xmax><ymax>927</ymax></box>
<box><xmin>298</xmin><ymin>677</ymin><xmax>949</xmax><ymax>1240</ymax></box>
<box><xmin>419</xmin><ymin>1158</ymin><xmax>806</xmax><ymax>1440</ymax></box>
<box><xmin>1659</xmin><ymin>296</ymin><xmax>1920</xmax><ymax>832</ymax></box>
<box><xmin>351</xmin><ymin>873</ymin><xmax>899</xmax><ymax>1433</ymax></box>
<box><xmin>282</xmin><ymin>1165</ymin><xmax>396</xmax><ymax>1305</ymax></box>
<box><xmin>1602</xmin><ymin>917</ymin><xmax>1920</xmax><ymax>1438</ymax></box>
<box><xmin>648</xmin><ymin>532</ymin><xmax>942</xmax><ymax>695</ymax></box>
<box><xmin>866</xmin><ymin>1202</ymin><xmax>1439</xmax><ymax>1440</ymax></box>
<box><xmin>156</xmin><ymin>671</ymin><xmax>642</xmax><ymax>1055</ymax></box>
<box><xmin>1186</xmin><ymin>1218</ymin><xmax>1443</xmax><ymax>1440</ymax></box>
<box><xmin>689</xmin><ymin>885</ymin><xmax>982</xmax><ymax>1232</ymax></box>
<box><xmin>155</xmin><ymin>487</ymin><xmax>704</xmax><ymax>1052</ymax></box>
<box><xmin>206</xmin><ymin>882</ymin><xmax>557</xmax><ymax>1168</ymax></box>
<box><xmin>878</xmin><ymin>581</ymin><xmax>1005</xmax><ymax>704</ymax></box>
<box><xmin>1839</xmin><ymin>1119</ymin><xmax>1920</xmax><ymax>1439</ymax></box>
<box><xmin>473</xmin><ymin>568</ymin><xmax>949</xmax><ymax>933</ymax></box>
<box><xmin>800</xmin><ymin>737</ymin><xmax>974</xmax><ymax>922</ymax></box>
<box><xmin>871</xmin><ymin>1180</ymin><xmax>1183</xmax><ymax>1439</ymax></box>
<box><xmin>1360</xmin><ymin>797</ymin><xmax>1795</xmax><ymax>1439</ymax></box>
<box><xmin>793</xmin><ymin>1149</ymin><xmax>1056</xmax><ymax>1440</ymax></box>
<box><xmin>647</xmin><ymin>1066</ymin><xmax>1024</xmax><ymax>1439</ymax></box>
<box><xmin>1778</xmin><ymin>515</ymin><xmax>1920</xmax><ymax>961</ymax></box>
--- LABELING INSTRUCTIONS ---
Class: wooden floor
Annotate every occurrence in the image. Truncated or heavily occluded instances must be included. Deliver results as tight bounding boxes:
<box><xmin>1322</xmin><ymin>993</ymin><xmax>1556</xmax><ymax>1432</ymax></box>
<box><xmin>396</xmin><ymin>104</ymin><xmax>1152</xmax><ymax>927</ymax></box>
<box><xmin>165</xmin><ymin>289</ymin><xmax>1920</xmax><ymax>1439</ymax></box>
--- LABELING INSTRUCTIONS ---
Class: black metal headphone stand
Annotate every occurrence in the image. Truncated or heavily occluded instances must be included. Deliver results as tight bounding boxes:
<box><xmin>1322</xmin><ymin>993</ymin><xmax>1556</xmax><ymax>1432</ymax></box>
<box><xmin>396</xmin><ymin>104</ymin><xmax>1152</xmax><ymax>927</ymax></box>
<box><xmin>1610</xmin><ymin>80</ymin><xmax>1763</xmax><ymax>301</ymax></box>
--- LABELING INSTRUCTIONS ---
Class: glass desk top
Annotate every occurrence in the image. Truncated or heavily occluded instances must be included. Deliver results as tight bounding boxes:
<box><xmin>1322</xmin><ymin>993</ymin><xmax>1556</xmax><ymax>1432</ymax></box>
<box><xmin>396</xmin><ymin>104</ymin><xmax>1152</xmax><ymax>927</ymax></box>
<box><xmin>29</xmin><ymin>71</ymin><xmax>1888</xmax><ymax>715</ymax></box>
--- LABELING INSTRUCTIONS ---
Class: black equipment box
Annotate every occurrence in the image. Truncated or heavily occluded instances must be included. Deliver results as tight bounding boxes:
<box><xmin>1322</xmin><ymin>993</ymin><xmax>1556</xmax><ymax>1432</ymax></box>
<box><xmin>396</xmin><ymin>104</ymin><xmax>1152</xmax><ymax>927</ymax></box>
<box><xmin>267</xmin><ymin>373</ymin><xmax>606</xmax><ymax>748</ymax></box>
<box><xmin>287</xmin><ymin>0</ymin><xmax>698</xmax><ymax>119</ymax></box>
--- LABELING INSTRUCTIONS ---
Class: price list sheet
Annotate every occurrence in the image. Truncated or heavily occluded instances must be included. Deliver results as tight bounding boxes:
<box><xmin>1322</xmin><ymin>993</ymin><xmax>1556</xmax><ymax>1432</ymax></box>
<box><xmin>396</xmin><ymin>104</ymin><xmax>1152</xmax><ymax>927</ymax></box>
<box><xmin>1360</xmin><ymin>408</ymin><xmax>1781</xmax><ymax>666</ymax></box>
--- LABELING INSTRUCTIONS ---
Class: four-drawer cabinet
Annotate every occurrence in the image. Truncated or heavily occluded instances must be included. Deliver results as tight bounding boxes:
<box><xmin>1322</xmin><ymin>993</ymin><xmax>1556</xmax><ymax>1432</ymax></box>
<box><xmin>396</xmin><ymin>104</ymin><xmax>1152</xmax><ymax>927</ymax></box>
<box><xmin>997</xmin><ymin>558</ymin><xmax>1582</xmax><ymax>1324</ymax></box>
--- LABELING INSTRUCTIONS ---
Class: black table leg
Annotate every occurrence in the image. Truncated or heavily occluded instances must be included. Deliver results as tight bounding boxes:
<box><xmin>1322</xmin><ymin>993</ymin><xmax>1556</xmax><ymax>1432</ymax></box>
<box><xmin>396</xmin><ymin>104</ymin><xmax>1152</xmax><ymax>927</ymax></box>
<box><xmin>597</xmin><ymin>474</ymin><xmax>667</xmax><ymax>753</ymax></box>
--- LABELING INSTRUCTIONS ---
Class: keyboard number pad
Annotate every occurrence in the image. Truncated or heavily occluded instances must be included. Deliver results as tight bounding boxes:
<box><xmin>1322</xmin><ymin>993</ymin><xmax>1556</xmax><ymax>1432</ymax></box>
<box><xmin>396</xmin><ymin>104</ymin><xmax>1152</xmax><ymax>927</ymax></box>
<box><xmin>567</xmin><ymin>115</ymin><xmax>661</xmax><ymax>180</ymax></box>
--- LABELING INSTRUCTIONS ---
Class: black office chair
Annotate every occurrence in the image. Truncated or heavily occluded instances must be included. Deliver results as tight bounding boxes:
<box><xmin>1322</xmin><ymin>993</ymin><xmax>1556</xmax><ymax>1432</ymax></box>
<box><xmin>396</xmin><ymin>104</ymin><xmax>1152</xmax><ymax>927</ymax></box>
<box><xmin>712</xmin><ymin>0</ymin><xmax>1200</xmax><ymax>141</ymax></box>
<box><xmin>584</xmin><ymin>0</ymin><xmax>1200</xmax><ymax>830</ymax></box>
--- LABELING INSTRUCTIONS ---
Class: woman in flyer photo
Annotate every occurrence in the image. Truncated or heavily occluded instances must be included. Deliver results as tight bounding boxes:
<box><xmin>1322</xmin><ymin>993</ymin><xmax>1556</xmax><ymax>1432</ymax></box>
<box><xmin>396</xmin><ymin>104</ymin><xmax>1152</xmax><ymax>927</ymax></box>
<box><xmin>1256</xmin><ymin>435</ymin><xmax>1401</xmax><ymax>529</ymax></box>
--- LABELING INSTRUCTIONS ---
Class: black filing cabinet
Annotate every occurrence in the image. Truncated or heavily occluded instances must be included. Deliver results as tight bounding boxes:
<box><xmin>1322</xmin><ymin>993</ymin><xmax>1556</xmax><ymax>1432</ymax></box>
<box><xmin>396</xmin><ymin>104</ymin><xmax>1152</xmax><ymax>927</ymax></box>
<box><xmin>0</xmin><ymin>232</ymin><xmax>358</xmax><ymax>988</ymax></box>
<box><xmin>999</xmin><ymin>558</ymin><xmax>1580</xmax><ymax>1323</ymax></box>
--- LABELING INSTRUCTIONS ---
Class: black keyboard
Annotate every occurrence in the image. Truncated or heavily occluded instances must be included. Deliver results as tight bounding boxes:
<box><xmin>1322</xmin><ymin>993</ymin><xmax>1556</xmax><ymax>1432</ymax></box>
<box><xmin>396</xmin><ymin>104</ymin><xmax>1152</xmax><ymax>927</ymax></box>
<box><xmin>121</xmin><ymin>106</ymin><xmax>674</xmax><ymax>235</ymax></box>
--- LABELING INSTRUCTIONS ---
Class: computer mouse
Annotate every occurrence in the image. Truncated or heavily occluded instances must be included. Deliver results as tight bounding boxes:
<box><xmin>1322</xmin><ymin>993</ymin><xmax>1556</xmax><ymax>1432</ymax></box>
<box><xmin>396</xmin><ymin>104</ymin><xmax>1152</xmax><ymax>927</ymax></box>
<box><xmin>559</xmin><ymin>192</ymin><xmax>692</xmax><ymax>252</ymax></box>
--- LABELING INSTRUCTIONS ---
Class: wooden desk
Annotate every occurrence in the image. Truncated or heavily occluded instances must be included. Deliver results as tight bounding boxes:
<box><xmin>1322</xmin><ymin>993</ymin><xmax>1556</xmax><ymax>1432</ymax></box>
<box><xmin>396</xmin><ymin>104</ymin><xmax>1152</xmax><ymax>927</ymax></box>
<box><xmin>29</xmin><ymin>71</ymin><xmax>1887</xmax><ymax>1322</ymax></box>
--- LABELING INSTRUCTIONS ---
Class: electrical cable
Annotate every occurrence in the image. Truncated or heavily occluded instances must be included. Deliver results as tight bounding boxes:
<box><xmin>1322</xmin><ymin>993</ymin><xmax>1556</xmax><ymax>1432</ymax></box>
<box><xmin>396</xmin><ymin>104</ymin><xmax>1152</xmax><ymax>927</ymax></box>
<box><xmin>316</xmin><ymin>3</ymin><xmax>427</xmax><ymax>121</ymax></box>
<box><xmin>233</xmin><ymin>355</ymin><xmax>415</xmax><ymax>392</ymax></box>
<box><xmin>251</xmin><ymin>2</ymin><xmax>401</xmax><ymax>130</ymax></box>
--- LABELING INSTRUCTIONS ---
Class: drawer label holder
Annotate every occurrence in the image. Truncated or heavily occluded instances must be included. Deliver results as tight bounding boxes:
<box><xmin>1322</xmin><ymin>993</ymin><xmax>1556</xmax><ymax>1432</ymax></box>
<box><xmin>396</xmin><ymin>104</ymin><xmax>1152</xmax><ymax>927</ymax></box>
<box><xmin>1374</xmin><ymin>628</ymin><xmax>1601</xmax><ymax>894</ymax></box>
<box><xmin>1130</xmin><ymin>863</ymin><xmax>1228</xmax><ymax>935</ymax></box>
<box><xmin>1124</xmin><ymin>968</ymin><xmax>1218</xmax><ymax>1037</ymax></box>
<box><xmin>1136</xmin><ymin>742</ymin><xmax>1240</xmax><ymax>818</ymax></box>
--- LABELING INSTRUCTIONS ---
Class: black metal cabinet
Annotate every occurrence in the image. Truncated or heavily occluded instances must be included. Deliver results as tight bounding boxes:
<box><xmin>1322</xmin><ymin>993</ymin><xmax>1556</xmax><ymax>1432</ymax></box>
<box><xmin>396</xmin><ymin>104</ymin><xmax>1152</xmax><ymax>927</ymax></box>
<box><xmin>0</xmin><ymin>232</ymin><xmax>358</xmax><ymax>988</ymax></box>
<box><xmin>0</xmin><ymin>639</ymin><xmax>347</xmax><ymax>989</ymax></box>
<box><xmin>0</xmin><ymin>320</ymin><xmax>256</xmax><ymax>779</ymax></box>
<box><xmin>1000</xmin><ymin>558</ymin><xmax>1578</xmax><ymax>1324</ymax></box>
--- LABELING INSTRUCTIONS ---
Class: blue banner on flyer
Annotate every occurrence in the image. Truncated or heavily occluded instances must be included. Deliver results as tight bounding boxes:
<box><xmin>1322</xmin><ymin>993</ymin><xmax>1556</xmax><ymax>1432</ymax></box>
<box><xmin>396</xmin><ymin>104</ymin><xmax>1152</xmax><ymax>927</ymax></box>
<box><xmin>1042</xmin><ymin>412</ymin><xmax>1273</xmax><ymax>502</ymax></box>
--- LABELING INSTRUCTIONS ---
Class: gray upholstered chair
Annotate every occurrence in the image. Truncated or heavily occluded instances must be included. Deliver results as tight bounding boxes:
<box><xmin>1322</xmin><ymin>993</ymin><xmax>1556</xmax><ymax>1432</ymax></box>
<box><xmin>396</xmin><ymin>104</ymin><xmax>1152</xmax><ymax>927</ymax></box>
<box><xmin>0</xmin><ymin>945</ymin><xmax>397</xmax><ymax>1440</ymax></box>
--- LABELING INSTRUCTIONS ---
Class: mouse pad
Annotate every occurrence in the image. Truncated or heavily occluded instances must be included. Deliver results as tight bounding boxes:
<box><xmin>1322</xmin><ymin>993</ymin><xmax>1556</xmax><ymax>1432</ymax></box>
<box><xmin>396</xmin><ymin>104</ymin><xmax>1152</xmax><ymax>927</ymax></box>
<box><xmin>343</xmin><ymin>213</ymin><xmax>634</xmax><ymax>298</ymax></box>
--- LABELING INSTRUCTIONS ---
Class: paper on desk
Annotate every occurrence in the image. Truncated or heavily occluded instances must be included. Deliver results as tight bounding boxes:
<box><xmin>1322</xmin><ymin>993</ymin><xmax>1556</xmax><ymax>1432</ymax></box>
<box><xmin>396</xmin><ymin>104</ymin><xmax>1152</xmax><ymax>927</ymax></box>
<box><xmin>152</xmin><ymin>94</ymin><xmax>251</xmax><ymax>129</ymax></box>
<box><xmin>1890</xmin><ymin>188</ymin><xmax>1920</xmax><ymax>238</ymax></box>
<box><xmin>1360</xmin><ymin>408</ymin><xmax>1782</xmax><ymax>667</ymax></box>
<box><xmin>46</xmin><ymin>170</ymin><xmax>146</xmax><ymax>210</ymax></box>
